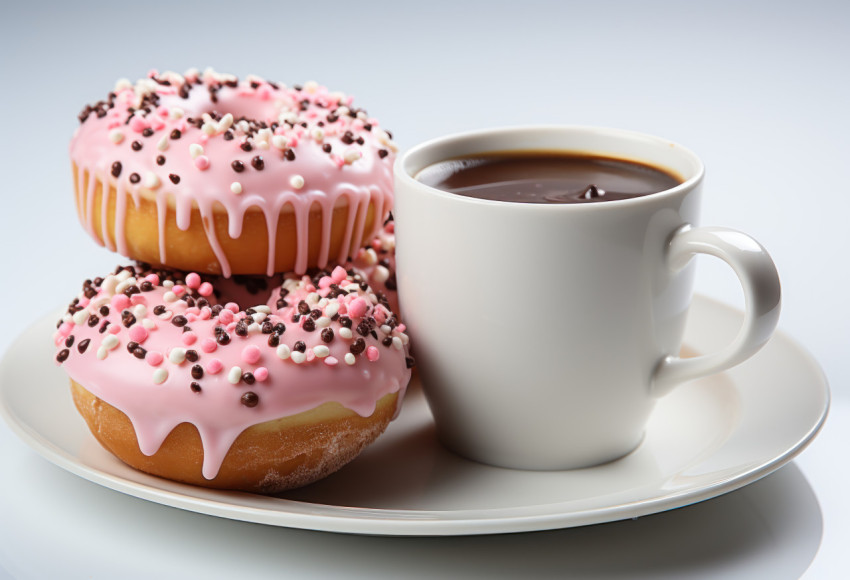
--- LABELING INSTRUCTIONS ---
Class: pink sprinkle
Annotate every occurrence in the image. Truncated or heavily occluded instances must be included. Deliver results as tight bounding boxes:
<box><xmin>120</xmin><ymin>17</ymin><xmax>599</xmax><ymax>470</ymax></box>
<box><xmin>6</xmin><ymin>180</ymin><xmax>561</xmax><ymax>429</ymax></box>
<box><xmin>129</xmin><ymin>116</ymin><xmax>148</xmax><ymax>133</ymax></box>
<box><xmin>242</xmin><ymin>345</ymin><xmax>261</xmax><ymax>364</ymax></box>
<box><xmin>226</xmin><ymin>302</ymin><xmax>239</xmax><ymax>313</ymax></box>
<box><xmin>198</xmin><ymin>307</ymin><xmax>211</xmax><ymax>320</ymax></box>
<box><xmin>195</xmin><ymin>155</ymin><xmax>210</xmax><ymax>170</ymax></box>
<box><xmin>331</xmin><ymin>154</ymin><xmax>345</xmax><ymax>168</ymax></box>
<box><xmin>172</xmin><ymin>285</ymin><xmax>186</xmax><ymax>296</ymax></box>
<box><xmin>111</xmin><ymin>294</ymin><xmax>131</xmax><ymax>311</ymax></box>
<box><xmin>150</xmin><ymin>117</ymin><xmax>166</xmax><ymax>131</ymax></box>
<box><xmin>226</xmin><ymin>322</ymin><xmax>237</xmax><ymax>333</ymax></box>
<box><xmin>128</xmin><ymin>326</ymin><xmax>149</xmax><ymax>343</ymax></box>
<box><xmin>371</xmin><ymin>238</ymin><xmax>383</xmax><ymax>250</ymax></box>
<box><xmin>201</xmin><ymin>338</ymin><xmax>217</xmax><ymax>353</ymax></box>
<box><xmin>318</xmin><ymin>276</ymin><xmax>334</xmax><ymax>289</ymax></box>
<box><xmin>385</xmin><ymin>222</ymin><xmax>395</xmax><ymax>233</ymax></box>
<box><xmin>348</xmin><ymin>297</ymin><xmax>369</xmax><ymax>319</ymax></box>
<box><xmin>130</xmin><ymin>294</ymin><xmax>148</xmax><ymax>306</ymax></box>
<box><xmin>58</xmin><ymin>322</ymin><xmax>73</xmax><ymax>336</ymax></box>
<box><xmin>186</xmin><ymin>314</ymin><xmax>197</xmax><ymax>322</ymax></box>
<box><xmin>366</xmin><ymin>346</ymin><xmax>380</xmax><ymax>362</ymax></box>
<box><xmin>397</xmin><ymin>323</ymin><xmax>406</xmax><ymax>332</ymax></box>
<box><xmin>198</xmin><ymin>282</ymin><xmax>213</xmax><ymax>297</ymax></box>
<box><xmin>185</xmin><ymin>272</ymin><xmax>201</xmax><ymax>289</ymax></box>
<box><xmin>145</xmin><ymin>274</ymin><xmax>160</xmax><ymax>285</ymax></box>
<box><xmin>78</xmin><ymin>297</ymin><xmax>90</xmax><ymax>308</ymax></box>
<box><xmin>206</xmin><ymin>359</ymin><xmax>223</xmax><ymax>374</ymax></box>
<box><xmin>218</xmin><ymin>309</ymin><xmax>234</xmax><ymax>324</ymax></box>
<box><xmin>182</xmin><ymin>332</ymin><xmax>197</xmax><ymax>346</ymax></box>
<box><xmin>186</xmin><ymin>306</ymin><xmax>200</xmax><ymax>316</ymax></box>
<box><xmin>108</xmin><ymin>324</ymin><xmax>121</xmax><ymax>335</ymax></box>
<box><xmin>324</xmin><ymin>356</ymin><xmax>339</xmax><ymax>367</ymax></box>
<box><xmin>306</xmin><ymin>350</ymin><xmax>316</xmax><ymax>362</ymax></box>
<box><xmin>254</xmin><ymin>367</ymin><xmax>269</xmax><ymax>381</ymax></box>
<box><xmin>373</xmin><ymin>306</ymin><xmax>388</xmax><ymax>325</ymax></box>
<box><xmin>146</xmin><ymin>351</ymin><xmax>164</xmax><ymax>366</ymax></box>
<box><xmin>331</xmin><ymin>265</ymin><xmax>348</xmax><ymax>283</ymax></box>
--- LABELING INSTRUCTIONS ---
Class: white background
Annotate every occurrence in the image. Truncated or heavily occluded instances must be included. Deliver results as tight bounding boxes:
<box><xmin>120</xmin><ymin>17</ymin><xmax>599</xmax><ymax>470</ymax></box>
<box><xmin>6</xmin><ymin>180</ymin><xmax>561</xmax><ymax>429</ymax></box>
<box><xmin>0</xmin><ymin>1</ymin><xmax>847</xmax><ymax>578</ymax></box>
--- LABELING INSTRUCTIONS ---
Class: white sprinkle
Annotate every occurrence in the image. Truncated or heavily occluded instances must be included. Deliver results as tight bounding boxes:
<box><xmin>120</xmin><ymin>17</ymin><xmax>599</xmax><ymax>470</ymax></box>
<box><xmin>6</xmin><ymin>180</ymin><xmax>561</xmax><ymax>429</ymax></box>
<box><xmin>291</xmin><ymin>351</ymin><xmax>307</xmax><ymax>364</ymax></box>
<box><xmin>202</xmin><ymin>122</ymin><xmax>217</xmax><ymax>136</ymax></box>
<box><xmin>115</xmin><ymin>276</ymin><xmax>137</xmax><ymax>294</ymax></box>
<box><xmin>170</xmin><ymin>108</ymin><xmax>184</xmax><ymax>120</ymax></box>
<box><xmin>114</xmin><ymin>78</ymin><xmax>132</xmax><ymax>91</ymax></box>
<box><xmin>116</xmin><ymin>270</ymin><xmax>132</xmax><ymax>281</ymax></box>
<box><xmin>306</xmin><ymin>292</ymin><xmax>321</xmax><ymax>305</ymax></box>
<box><xmin>311</xmin><ymin>128</ymin><xmax>325</xmax><ymax>142</ymax></box>
<box><xmin>230</xmin><ymin>182</ymin><xmax>243</xmax><ymax>195</ymax></box>
<box><xmin>324</xmin><ymin>303</ymin><xmax>340</xmax><ymax>318</ymax></box>
<box><xmin>62</xmin><ymin>313</ymin><xmax>73</xmax><ymax>323</ymax></box>
<box><xmin>392</xmin><ymin>336</ymin><xmax>404</xmax><ymax>350</ymax></box>
<box><xmin>253</xmin><ymin>305</ymin><xmax>271</xmax><ymax>314</ymax></box>
<box><xmin>344</xmin><ymin>353</ymin><xmax>356</xmax><ymax>365</ymax></box>
<box><xmin>362</xmin><ymin>248</ymin><xmax>378</xmax><ymax>266</ymax></box>
<box><xmin>157</xmin><ymin>309</ymin><xmax>172</xmax><ymax>320</ymax></box>
<box><xmin>133</xmin><ymin>304</ymin><xmax>148</xmax><ymax>319</ymax></box>
<box><xmin>271</xmin><ymin>135</ymin><xmax>287</xmax><ymax>150</ymax></box>
<box><xmin>102</xmin><ymin>335</ymin><xmax>120</xmax><ymax>350</ymax></box>
<box><xmin>219</xmin><ymin>113</ymin><xmax>234</xmax><ymax>132</ymax></box>
<box><xmin>316</xmin><ymin>316</ymin><xmax>332</xmax><ymax>328</ymax></box>
<box><xmin>157</xmin><ymin>136</ymin><xmax>169</xmax><ymax>152</ymax></box>
<box><xmin>373</xmin><ymin>265</ymin><xmax>390</xmax><ymax>284</ymax></box>
<box><xmin>380</xmin><ymin>324</ymin><xmax>392</xmax><ymax>335</ymax></box>
<box><xmin>228</xmin><ymin>366</ymin><xmax>243</xmax><ymax>384</ymax></box>
<box><xmin>162</xmin><ymin>280</ymin><xmax>175</xmax><ymax>289</ymax></box>
<box><xmin>101</xmin><ymin>276</ymin><xmax>118</xmax><ymax>295</ymax></box>
<box><xmin>163</xmin><ymin>291</ymin><xmax>178</xmax><ymax>303</ymax></box>
<box><xmin>109</xmin><ymin>130</ymin><xmax>125</xmax><ymax>144</ymax></box>
<box><xmin>339</xmin><ymin>327</ymin><xmax>353</xmax><ymax>340</ymax></box>
<box><xmin>152</xmin><ymin>369</ymin><xmax>168</xmax><ymax>384</ymax></box>
<box><xmin>251</xmin><ymin>312</ymin><xmax>267</xmax><ymax>323</ymax></box>
<box><xmin>290</xmin><ymin>175</ymin><xmax>305</xmax><ymax>189</ymax></box>
<box><xmin>313</xmin><ymin>345</ymin><xmax>330</xmax><ymax>358</ymax></box>
<box><xmin>247</xmin><ymin>322</ymin><xmax>261</xmax><ymax>334</ymax></box>
<box><xmin>343</xmin><ymin>147</ymin><xmax>362</xmax><ymax>164</ymax></box>
<box><xmin>143</xmin><ymin>172</ymin><xmax>161</xmax><ymax>189</ymax></box>
<box><xmin>169</xmin><ymin>348</ymin><xmax>186</xmax><ymax>364</ymax></box>
<box><xmin>142</xmin><ymin>319</ymin><xmax>157</xmax><ymax>330</ymax></box>
<box><xmin>72</xmin><ymin>309</ymin><xmax>90</xmax><ymax>326</ymax></box>
<box><xmin>336</xmin><ymin>106</ymin><xmax>350</xmax><ymax>117</ymax></box>
<box><xmin>189</xmin><ymin>144</ymin><xmax>204</xmax><ymax>159</ymax></box>
<box><xmin>97</xmin><ymin>346</ymin><xmax>108</xmax><ymax>360</ymax></box>
<box><xmin>276</xmin><ymin>344</ymin><xmax>291</xmax><ymax>360</ymax></box>
<box><xmin>304</xmin><ymin>80</ymin><xmax>319</xmax><ymax>94</ymax></box>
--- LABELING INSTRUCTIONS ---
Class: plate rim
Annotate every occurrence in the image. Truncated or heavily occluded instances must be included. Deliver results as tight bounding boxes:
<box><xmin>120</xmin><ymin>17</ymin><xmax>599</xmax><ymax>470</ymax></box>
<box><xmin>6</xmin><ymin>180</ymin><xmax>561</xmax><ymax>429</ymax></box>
<box><xmin>0</xmin><ymin>295</ymin><xmax>830</xmax><ymax>536</ymax></box>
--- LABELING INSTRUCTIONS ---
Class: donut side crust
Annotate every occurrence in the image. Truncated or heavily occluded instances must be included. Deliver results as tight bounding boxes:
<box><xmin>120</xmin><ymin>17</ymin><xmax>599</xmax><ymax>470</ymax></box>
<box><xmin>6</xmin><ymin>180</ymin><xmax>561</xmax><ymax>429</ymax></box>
<box><xmin>70</xmin><ymin>380</ymin><xmax>398</xmax><ymax>493</ymax></box>
<box><xmin>73</xmin><ymin>164</ymin><xmax>379</xmax><ymax>275</ymax></box>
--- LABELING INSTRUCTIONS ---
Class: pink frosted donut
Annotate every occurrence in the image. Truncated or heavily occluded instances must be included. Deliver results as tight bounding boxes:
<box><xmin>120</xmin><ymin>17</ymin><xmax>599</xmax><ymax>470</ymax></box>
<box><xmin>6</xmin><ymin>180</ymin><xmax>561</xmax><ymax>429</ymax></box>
<box><xmin>54</xmin><ymin>264</ymin><xmax>413</xmax><ymax>493</ymax></box>
<box><xmin>71</xmin><ymin>68</ymin><xmax>398</xmax><ymax>277</ymax></box>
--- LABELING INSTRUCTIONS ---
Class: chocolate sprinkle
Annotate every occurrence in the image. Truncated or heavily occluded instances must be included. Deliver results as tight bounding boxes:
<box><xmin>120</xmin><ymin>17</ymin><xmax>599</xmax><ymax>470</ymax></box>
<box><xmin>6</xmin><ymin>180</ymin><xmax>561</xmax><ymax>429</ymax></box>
<box><xmin>191</xmin><ymin>364</ymin><xmax>204</xmax><ymax>379</ymax></box>
<box><xmin>169</xmin><ymin>173</ymin><xmax>180</xmax><ymax>184</ymax></box>
<box><xmin>77</xmin><ymin>339</ymin><xmax>90</xmax><ymax>354</ymax></box>
<box><xmin>190</xmin><ymin>382</ymin><xmax>202</xmax><ymax>393</ymax></box>
<box><xmin>241</xmin><ymin>392</ymin><xmax>259</xmax><ymax>407</ymax></box>
<box><xmin>129</xmin><ymin>173</ymin><xmax>140</xmax><ymax>184</ymax></box>
<box><xmin>242</xmin><ymin>372</ymin><xmax>256</xmax><ymax>385</ymax></box>
<box><xmin>321</xmin><ymin>328</ymin><xmax>334</xmax><ymax>343</ymax></box>
<box><xmin>251</xmin><ymin>156</ymin><xmax>264</xmax><ymax>170</ymax></box>
<box><xmin>350</xmin><ymin>338</ymin><xmax>366</xmax><ymax>355</ymax></box>
<box><xmin>111</xmin><ymin>161</ymin><xmax>122</xmax><ymax>177</ymax></box>
<box><xmin>56</xmin><ymin>349</ymin><xmax>70</xmax><ymax>363</ymax></box>
<box><xmin>231</xmin><ymin>160</ymin><xmax>244</xmax><ymax>173</ymax></box>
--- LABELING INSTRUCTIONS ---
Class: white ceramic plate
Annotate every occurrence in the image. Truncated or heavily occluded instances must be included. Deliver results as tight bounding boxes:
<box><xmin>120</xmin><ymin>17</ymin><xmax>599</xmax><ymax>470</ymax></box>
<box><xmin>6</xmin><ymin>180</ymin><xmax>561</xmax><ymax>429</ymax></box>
<box><xmin>0</xmin><ymin>296</ymin><xmax>829</xmax><ymax>536</ymax></box>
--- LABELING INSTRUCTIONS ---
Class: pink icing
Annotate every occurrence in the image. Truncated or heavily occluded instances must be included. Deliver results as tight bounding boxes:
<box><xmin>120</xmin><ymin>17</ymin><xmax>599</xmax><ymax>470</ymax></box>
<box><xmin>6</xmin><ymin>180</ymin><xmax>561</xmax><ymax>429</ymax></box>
<box><xmin>71</xmin><ymin>69</ymin><xmax>398</xmax><ymax>277</ymax></box>
<box><xmin>54</xmin><ymin>264</ymin><xmax>411</xmax><ymax>480</ymax></box>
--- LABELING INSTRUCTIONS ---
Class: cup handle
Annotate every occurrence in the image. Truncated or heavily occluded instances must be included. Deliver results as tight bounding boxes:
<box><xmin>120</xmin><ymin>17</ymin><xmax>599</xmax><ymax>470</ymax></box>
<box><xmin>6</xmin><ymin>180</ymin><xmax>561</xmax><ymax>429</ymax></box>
<box><xmin>651</xmin><ymin>225</ymin><xmax>781</xmax><ymax>397</ymax></box>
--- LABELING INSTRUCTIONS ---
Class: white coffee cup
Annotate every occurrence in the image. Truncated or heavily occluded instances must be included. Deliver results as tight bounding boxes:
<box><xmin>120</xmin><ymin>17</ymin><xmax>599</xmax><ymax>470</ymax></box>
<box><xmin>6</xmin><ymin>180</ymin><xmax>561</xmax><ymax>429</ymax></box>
<box><xmin>394</xmin><ymin>126</ymin><xmax>781</xmax><ymax>470</ymax></box>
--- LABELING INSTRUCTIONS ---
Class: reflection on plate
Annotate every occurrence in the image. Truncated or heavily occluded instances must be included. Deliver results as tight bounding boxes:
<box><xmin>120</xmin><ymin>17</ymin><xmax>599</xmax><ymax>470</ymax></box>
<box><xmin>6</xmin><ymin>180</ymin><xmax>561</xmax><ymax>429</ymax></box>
<box><xmin>0</xmin><ymin>296</ymin><xmax>829</xmax><ymax>536</ymax></box>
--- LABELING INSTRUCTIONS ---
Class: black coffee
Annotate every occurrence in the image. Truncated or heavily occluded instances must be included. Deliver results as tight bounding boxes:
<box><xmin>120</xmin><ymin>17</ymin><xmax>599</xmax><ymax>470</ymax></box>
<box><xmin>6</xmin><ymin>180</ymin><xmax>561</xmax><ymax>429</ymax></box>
<box><xmin>415</xmin><ymin>151</ymin><xmax>682</xmax><ymax>204</ymax></box>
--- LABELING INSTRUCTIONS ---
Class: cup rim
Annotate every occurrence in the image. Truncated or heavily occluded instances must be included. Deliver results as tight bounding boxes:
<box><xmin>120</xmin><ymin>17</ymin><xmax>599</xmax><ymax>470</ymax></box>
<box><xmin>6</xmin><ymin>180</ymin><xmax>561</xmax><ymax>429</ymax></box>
<box><xmin>395</xmin><ymin>125</ymin><xmax>705</xmax><ymax>210</ymax></box>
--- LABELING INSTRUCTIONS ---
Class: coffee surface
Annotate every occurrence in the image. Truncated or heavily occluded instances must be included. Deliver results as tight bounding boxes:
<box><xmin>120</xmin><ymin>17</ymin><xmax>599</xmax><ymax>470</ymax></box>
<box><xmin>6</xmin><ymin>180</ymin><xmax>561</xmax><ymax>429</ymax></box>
<box><xmin>415</xmin><ymin>151</ymin><xmax>681</xmax><ymax>204</ymax></box>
